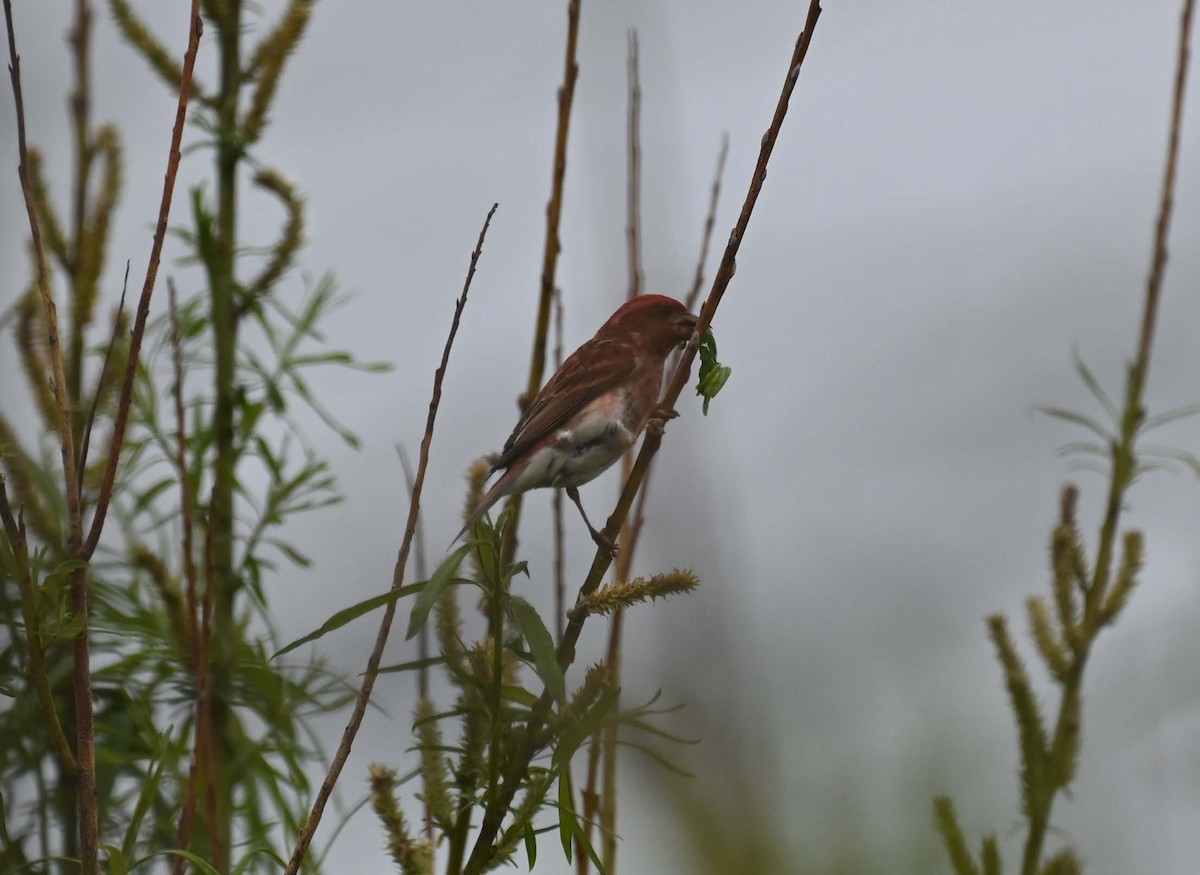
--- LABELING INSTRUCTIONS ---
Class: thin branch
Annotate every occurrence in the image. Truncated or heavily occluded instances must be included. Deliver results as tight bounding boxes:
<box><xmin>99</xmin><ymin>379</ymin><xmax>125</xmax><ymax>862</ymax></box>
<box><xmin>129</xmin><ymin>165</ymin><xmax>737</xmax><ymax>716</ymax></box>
<box><xmin>615</xmin><ymin>131</ymin><xmax>729</xmax><ymax>565</ymax></box>
<box><xmin>77</xmin><ymin>260</ymin><xmax>129</xmax><ymax>499</ymax></box>
<box><xmin>463</xmin><ymin>7</ymin><xmax>824</xmax><ymax>871</ymax></box>
<box><xmin>170</xmin><ymin>455</ymin><xmax>210</xmax><ymax>875</ymax></box>
<box><xmin>684</xmin><ymin>132</ymin><xmax>729</xmax><ymax>312</ymax></box>
<box><xmin>502</xmin><ymin>0</ymin><xmax>583</xmax><ymax>568</ymax></box>
<box><xmin>4</xmin><ymin>0</ymin><xmax>83</xmax><ymax>573</ymax></box>
<box><xmin>284</xmin><ymin>203</ymin><xmax>499</xmax><ymax>875</ymax></box>
<box><xmin>397</xmin><ymin>441</ymin><xmax>436</xmax><ymax>843</ymax></box>
<box><xmin>625</xmin><ymin>28</ymin><xmax>642</xmax><ymax>302</ymax></box>
<box><xmin>6</xmin><ymin>2</ymin><xmax>95</xmax><ymax>867</ymax></box>
<box><xmin>397</xmin><ymin>444</ymin><xmax>431</xmax><ymax>702</ymax></box>
<box><xmin>169</xmin><ymin>278</ymin><xmax>199</xmax><ymax>667</ymax></box>
<box><xmin>1016</xmin><ymin>0</ymin><xmax>1195</xmax><ymax>872</ymax></box>
<box><xmin>83</xmin><ymin>0</ymin><xmax>205</xmax><ymax>558</ymax></box>
<box><xmin>552</xmin><ymin>288</ymin><xmax>566</xmax><ymax>646</ymax></box>
<box><xmin>587</xmin><ymin>29</ymin><xmax>650</xmax><ymax>871</ymax></box>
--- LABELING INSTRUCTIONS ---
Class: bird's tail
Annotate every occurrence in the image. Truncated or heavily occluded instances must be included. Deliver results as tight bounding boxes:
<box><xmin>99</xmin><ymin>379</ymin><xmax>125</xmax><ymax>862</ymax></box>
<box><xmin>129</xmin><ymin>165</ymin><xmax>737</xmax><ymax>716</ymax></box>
<box><xmin>451</xmin><ymin>467</ymin><xmax>518</xmax><ymax>546</ymax></box>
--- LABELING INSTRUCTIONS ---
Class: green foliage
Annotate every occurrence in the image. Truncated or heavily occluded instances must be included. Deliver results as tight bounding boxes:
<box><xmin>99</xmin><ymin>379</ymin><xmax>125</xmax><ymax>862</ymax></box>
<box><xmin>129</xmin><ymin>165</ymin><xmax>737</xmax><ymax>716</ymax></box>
<box><xmin>344</xmin><ymin>506</ymin><xmax>698</xmax><ymax>872</ymax></box>
<box><xmin>936</xmin><ymin>346</ymin><xmax>1164</xmax><ymax>873</ymax></box>
<box><xmin>1</xmin><ymin>1</ymin><xmax>384</xmax><ymax>871</ymax></box>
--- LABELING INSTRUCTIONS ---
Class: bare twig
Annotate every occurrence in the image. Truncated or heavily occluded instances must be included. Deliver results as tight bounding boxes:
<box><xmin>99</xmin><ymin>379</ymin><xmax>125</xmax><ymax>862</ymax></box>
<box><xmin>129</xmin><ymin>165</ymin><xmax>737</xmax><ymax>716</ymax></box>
<box><xmin>614</xmin><ymin>131</ymin><xmax>729</xmax><ymax>568</ymax></box>
<box><xmin>83</xmin><ymin>0</ymin><xmax>204</xmax><ymax>558</ymax></box>
<box><xmin>66</xmin><ymin>0</ymin><xmax>93</xmax><ymax>446</ymax></box>
<box><xmin>77</xmin><ymin>261</ymin><xmax>129</xmax><ymax>499</ymax></box>
<box><xmin>397</xmin><ymin>445</ymin><xmax>431</xmax><ymax>701</ymax></box>
<box><xmin>464</xmin><ymin>7</ymin><xmax>824</xmax><ymax>871</ymax></box>
<box><xmin>685</xmin><ymin>133</ymin><xmax>729</xmax><ymax>312</ymax></box>
<box><xmin>584</xmin><ymin>29</ymin><xmax>650</xmax><ymax>871</ymax></box>
<box><xmin>397</xmin><ymin>442</ymin><xmax>436</xmax><ymax>843</ymax></box>
<box><xmin>4</xmin><ymin>0</ymin><xmax>83</xmax><ymax>581</ymax></box>
<box><xmin>552</xmin><ymin>288</ymin><xmax>566</xmax><ymax>645</ymax></box>
<box><xmin>625</xmin><ymin>28</ymin><xmax>642</xmax><ymax>302</ymax></box>
<box><xmin>284</xmin><ymin>203</ymin><xmax>499</xmax><ymax>875</ymax></box>
<box><xmin>6</xmin><ymin>1</ymin><xmax>96</xmax><ymax>867</ymax></box>
<box><xmin>503</xmin><ymin>0</ymin><xmax>583</xmax><ymax>568</ymax></box>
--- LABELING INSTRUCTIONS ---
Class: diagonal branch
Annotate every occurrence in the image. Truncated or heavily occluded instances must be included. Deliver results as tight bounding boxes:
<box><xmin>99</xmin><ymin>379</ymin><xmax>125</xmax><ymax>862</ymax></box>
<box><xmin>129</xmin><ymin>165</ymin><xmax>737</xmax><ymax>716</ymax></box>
<box><xmin>284</xmin><ymin>203</ymin><xmax>499</xmax><ymax>875</ymax></box>
<box><xmin>463</xmin><ymin>5</ymin><xmax>824</xmax><ymax>871</ymax></box>
<box><xmin>502</xmin><ymin>0</ymin><xmax>583</xmax><ymax>568</ymax></box>
<box><xmin>83</xmin><ymin>0</ymin><xmax>204</xmax><ymax>558</ymax></box>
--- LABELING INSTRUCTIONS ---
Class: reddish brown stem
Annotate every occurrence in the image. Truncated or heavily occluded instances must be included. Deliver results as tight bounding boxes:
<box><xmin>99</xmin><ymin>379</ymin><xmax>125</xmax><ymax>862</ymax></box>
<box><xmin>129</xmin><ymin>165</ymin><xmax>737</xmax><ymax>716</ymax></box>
<box><xmin>284</xmin><ymin>204</ymin><xmax>498</xmax><ymax>875</ymax></box>
<box><xmin>464</xmin><ymin>6</ymin><xmax>824</xmax><ymax>871</ymax></box>
<box><xmin>502</xmin><ymin>0</ymin><xmax>583</xmax><ymax>569</ymax></box>
<box><xmin>83</xmin><ymin>0</ymin><xmax>205</xmax><ymax>559</ymax></box>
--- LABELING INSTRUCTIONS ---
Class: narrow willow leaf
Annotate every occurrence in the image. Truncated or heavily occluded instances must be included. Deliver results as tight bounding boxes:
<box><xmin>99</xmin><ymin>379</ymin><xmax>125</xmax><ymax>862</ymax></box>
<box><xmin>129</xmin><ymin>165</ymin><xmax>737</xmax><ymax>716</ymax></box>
<box><xmin>131</xmin><ymin>849</ymin><xmax>222</xmax><ymax>875</ymax></box>
<box><xmin>511</xmin><ymin>596</ymin><xmax>566</xmax><ymax>703</ymax></box>
<box><xmin>373</xmin><ymin>654</ymin><xmax>450</xmax><ymax>676</ymax></box>
<box><xmin>273</xmin><ymin>580</ymin><xmax>424</xmax><ymax>659</ymax></box>
<box><xmin>104</xmin><ymin>846</ymin><xmax>128</xmax><ymax>875</ymax></box>
<box><xmin>558</xmin><ymin>767</ymin><xmax>575</xmax><ymax>862</ymax></box>
<box><xmin>1071</xmin><ymin>349</ymin><xmax>1117</xmax><ymax>420</ymax></box>
<box><xmin>406</xmin><ymin>543</ymin><xmax>473</xmax><ymax>640</ymax></box>
<box><xmin>523</xmin><ymin>821</ymin><xmax>538</xmax><ymax>868</ymax></box>
<box><xmin>1039</xmin><ymin>406</ymin><xmax>1114</xmax><ymax>441</ymax></box>
<box><xmin>1141</xmin><ymin>401</ymin><xmax>1200</xmax><ymax>431</ymax></box>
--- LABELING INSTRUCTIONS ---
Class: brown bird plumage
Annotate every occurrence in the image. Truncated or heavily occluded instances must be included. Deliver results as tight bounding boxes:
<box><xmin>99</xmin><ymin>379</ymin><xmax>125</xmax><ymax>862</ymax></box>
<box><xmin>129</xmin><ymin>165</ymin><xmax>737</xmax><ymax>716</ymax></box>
<box><xmin>457</xmin><ymin>294</ymin><xmax>698</xmax><ymax>552</ymax></box>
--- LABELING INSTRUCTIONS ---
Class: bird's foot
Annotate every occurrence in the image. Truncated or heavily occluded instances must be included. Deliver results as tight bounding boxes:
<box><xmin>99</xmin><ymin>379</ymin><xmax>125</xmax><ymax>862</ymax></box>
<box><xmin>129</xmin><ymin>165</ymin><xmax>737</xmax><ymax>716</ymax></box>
<box><xmin>647</xmin><ymin>406</ymin><xmax>680</xmax><ymax>436</ymax></box>
<box><xmin>589</xmin><ymin>527</ymin><xmax>620</xmax><ymax>558</ymax></box>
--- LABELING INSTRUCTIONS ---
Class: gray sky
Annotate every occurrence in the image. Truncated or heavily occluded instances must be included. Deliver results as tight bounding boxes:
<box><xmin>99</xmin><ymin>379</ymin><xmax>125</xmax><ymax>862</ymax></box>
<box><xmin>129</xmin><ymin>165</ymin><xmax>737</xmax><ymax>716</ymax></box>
<box><xmin>4</xmin><ymin>1</ymin><xmax>1200</xmax><ymax>872</ymax></box>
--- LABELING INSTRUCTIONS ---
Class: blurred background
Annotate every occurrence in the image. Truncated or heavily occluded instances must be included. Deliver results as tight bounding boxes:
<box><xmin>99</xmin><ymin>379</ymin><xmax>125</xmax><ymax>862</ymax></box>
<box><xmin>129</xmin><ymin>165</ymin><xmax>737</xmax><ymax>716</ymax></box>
<box><xmin>3</xmin><ymin>1</ymin><xmax>1200</xmax><ymax>872</ymax></box>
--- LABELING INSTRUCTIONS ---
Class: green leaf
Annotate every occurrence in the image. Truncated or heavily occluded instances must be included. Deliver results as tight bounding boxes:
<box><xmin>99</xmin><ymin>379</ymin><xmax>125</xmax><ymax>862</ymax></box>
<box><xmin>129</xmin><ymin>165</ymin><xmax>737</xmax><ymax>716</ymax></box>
<box><xmin>406</xmin><ymin>543</ymin><xmax>473</xmax><ymax>640</ymax></box>
<box><xmin>523</xmin><ymin>821</ymin><xmax>538</xmax><ymax>868</ymax></box>
<box><xmin>373</xmin><ymin>654</ymin><xmax>450</xmax><ymax>676</ymax></box>
<box><xmin>510</xmin><ymin>596</ymin><xmax>566</xmax><ymax>704</ymax></box>
<box><xmin>104</xmin><ymin>845</ymin><xmax>129</xmax><ymax>875</ymax></box>
<box><xmin>273</xmin><ymin>580</ymin><xmax>424</xmax><ymax>659</ymax></box>
<box><xmin>1142</xmin><ymin>401</ymin><xmax>1200</xmax><ymax>431</ymax></box>
<box><xmin>1039</xmin><ymin>406</ymin><xmax>1114</xmax><ymax>441</ymax></box>
<box><xmin>558</xmin><ymin>767</ymin><xmax>575</xmax><ymax>862</ymax></box>
<box><xmin>1071</xmin><ymin>349</ymin><xmax>1117</xmax><ymax>420</ymax></box>
<box><xmin>131</xmin><ymin>849</ymin><xmax>222</xmax><ymax>875</ymax></box>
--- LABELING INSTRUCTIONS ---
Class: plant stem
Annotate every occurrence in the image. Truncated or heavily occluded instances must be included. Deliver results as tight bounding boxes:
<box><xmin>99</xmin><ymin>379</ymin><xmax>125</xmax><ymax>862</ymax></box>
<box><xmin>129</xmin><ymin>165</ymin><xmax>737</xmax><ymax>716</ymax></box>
<box><xmin>1017</xmin><ymin>1</ymin><xmax>1193</xmax><ymax>871</ymax></box>
<box><xmin>462</xmin><ymin>7</ymin><xmax>824</xmax><ymax>870</ymax></box>
<box><xmin>502</xmin><ymin>0</ymin><xmax>582</xmax><ymax>570</ymax></box>
<box><xmin>284</xmin><ymin>204</ymin><xmax>498</xmax><ymax>875</ymax></box>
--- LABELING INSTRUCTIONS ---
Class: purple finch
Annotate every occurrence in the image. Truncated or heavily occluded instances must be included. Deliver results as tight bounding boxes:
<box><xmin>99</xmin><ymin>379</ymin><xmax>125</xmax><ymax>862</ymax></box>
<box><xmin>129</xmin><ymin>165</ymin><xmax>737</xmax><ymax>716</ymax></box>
<box><xmin>458</xmin><ymin>294</ymin><xmax>699</xmax><ymax>553</ymax></box>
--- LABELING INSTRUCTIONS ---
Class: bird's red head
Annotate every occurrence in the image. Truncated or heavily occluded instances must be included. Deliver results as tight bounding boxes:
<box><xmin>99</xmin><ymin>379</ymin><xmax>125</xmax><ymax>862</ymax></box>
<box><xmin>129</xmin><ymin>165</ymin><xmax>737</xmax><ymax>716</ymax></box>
<box><xmin>605</xmin><ymin>295</ymin><xmax>699</xmax><ymax>356</ymax></box>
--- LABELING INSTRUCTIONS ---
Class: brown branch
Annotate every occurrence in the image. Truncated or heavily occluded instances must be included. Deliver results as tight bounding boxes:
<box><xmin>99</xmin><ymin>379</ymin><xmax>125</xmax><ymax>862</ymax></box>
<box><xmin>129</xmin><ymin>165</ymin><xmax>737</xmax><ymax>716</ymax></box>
<box><xmin>552</xmin><ymin>287</ymin><xmax>566</xmax><ymax>646</ymax></box>
<box><xmin>4</xmin><ymin>0</ymin><xmax>83</xmax><ymax>575</ymax></box>
<box><xmin>284</xmin><ymin>203</ymin><xmax>499</xmax><ymax>875</ymax></box>
<box><xmin>397</xmin><ymin>442</ymin><xmax>435</xmax><ymax>843</ymax></box>
<box><xmin>83</xmin><ymin>0</ymin><xmax>204</xmax><ymax>558</ymax></box>
<box><xmin>5</xmin><ymin>2</ymin><xmax>96</xmax><ymax>867</ymax></box>
<box><xmin>584</xmin><ymin>29</ymin><xmax>650</xmax><ymax>871</ymax></box>
<box><xmin>625</xmin><ymin>28</ymin><xmax>642</xmax><ymax>302</ymax></box>
<box><xmin>77</xmin><ymin>261</ymin><xmax>128</xmax><ymax>500</ymax></box>
<box><xmin>685</xmin><ymin>132</ymin><xmax>729</xmax><ymax>312</ymax></box>
<box><xmin>464</xmin><ymin>6</ymin><xmax>824</xmax><ymax>871</ymax></box>
<box><xmin>502</xmin><ymin>0</ymin><xmax>583</xmax><ymax>567</ymax></box>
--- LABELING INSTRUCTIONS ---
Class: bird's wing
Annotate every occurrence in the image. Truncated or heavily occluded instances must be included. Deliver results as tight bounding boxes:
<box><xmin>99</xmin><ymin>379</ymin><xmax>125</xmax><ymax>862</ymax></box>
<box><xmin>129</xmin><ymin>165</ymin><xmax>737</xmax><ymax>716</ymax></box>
<box><xmin>494</xmin><ymin>336</ymin><xmax>636</xmax><ymax>471</ymax></box>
